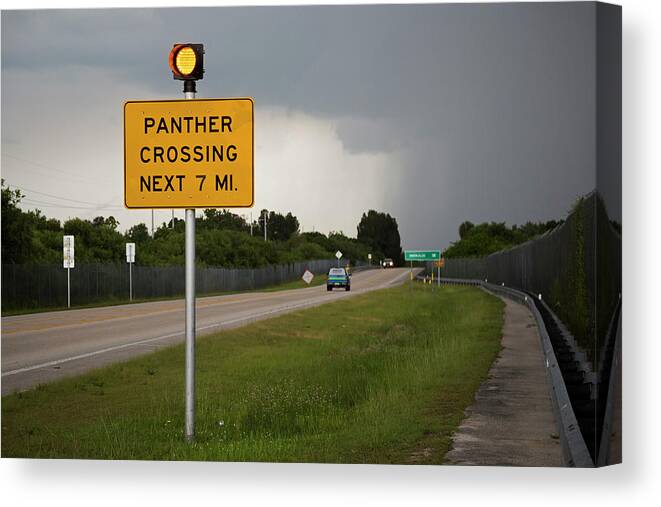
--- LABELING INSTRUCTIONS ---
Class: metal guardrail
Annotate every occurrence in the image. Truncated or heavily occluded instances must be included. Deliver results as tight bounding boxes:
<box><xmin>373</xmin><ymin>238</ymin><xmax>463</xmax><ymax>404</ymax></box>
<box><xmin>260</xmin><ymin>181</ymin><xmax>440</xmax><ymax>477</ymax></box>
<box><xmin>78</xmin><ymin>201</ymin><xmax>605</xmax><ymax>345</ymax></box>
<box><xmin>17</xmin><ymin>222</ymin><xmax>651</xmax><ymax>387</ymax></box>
<box><xmin>597</xmin><ymin>301</ymin><xmax>621</xmax><ymax>466</ymax></box>
<box><xmin>435</xmin><ymin>277</ymin><xmax>595</xmax><ymax>467</ymax></box>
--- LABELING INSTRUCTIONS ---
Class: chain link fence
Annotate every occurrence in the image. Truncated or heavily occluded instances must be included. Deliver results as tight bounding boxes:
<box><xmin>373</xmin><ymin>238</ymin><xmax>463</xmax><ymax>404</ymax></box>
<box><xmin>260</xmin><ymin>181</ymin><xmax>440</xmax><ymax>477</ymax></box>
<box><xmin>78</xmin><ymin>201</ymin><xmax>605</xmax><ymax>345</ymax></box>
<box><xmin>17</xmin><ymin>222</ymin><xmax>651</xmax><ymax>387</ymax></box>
<box><xmin>2</xmin><ymin>259</ymin><xmax>339</xmax><ymax>312</ymax></box>
<box><xmin>437</xmin><ymin>192</ymin><xmax>621</xmax><ymax>364</ymax></box>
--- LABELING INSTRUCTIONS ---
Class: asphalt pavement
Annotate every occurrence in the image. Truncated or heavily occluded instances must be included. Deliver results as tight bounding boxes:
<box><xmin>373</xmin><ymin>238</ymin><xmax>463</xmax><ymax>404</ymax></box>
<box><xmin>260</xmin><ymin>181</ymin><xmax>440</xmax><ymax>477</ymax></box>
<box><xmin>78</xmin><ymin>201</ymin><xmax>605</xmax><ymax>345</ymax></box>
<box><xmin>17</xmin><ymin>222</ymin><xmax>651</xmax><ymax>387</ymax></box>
<box><xmin>1</xmin><ymin>267</ymin><xmax>415</xmax><ymax>395</ymax></box>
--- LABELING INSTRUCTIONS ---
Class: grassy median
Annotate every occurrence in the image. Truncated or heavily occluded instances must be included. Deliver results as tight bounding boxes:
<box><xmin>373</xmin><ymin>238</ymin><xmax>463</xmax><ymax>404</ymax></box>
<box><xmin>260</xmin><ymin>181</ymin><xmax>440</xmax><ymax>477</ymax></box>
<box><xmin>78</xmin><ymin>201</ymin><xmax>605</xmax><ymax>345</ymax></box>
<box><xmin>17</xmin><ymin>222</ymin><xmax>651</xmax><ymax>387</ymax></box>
<box><xmin>1</xmin><ymin>284</ymin><xmax>503</xmax><ymax>463</ymax></box>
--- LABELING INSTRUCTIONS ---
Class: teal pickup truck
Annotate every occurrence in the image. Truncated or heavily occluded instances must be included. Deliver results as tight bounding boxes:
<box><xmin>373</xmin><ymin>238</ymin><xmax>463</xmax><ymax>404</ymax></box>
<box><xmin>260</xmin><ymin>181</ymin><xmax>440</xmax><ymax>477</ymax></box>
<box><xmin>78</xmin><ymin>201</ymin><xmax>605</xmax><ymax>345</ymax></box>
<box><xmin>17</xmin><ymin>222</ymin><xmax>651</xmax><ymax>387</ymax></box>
<box><xmin>327</xmin><ymin>267</ymin><xmax>351</xmax><ymax>292</ymax></box>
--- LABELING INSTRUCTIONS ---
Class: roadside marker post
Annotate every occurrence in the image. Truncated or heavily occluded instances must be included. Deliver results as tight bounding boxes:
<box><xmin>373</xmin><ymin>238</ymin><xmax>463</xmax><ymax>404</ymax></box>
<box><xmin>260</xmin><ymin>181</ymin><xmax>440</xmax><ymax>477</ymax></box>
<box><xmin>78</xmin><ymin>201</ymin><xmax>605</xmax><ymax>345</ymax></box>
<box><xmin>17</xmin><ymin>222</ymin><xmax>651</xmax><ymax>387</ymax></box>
<box><xmin>263</xmin><ymin>210</ymin><xmax>268</xmax><ymax>241</ymax></box>
<box><xmin>336</xmin><ymin>250</ymin><xmax>343</xmax><ymax>267</ymax></box>
<box><xmin>404</xmin><ymin>250</ymin><xmax>441</xmax><ymax>289</ymax></box>
<box><xmin>63</xmin><ymin>235</ymin><xmax>75</xmax><ymax>308</ymax></box>
<box><xmin>123</xmin><ymin>43</ymin><xmax>254</xmax><ymax>442</ymax></box>
<box><xmin>438</xmin><ymin>257</ymin><xmax>444</xmax><ymax>287</ymax></box>
<box><xmin>126</xmin><ymin>243</ymin><xmax>136</xmax><ymax>301</ymax></box>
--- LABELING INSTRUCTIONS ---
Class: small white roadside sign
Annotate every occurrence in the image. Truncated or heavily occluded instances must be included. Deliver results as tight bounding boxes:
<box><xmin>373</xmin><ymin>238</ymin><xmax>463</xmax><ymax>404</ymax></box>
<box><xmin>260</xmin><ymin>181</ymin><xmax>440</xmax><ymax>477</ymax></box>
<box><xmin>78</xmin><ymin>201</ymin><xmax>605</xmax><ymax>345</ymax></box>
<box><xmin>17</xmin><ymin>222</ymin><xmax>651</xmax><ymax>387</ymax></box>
<box><xmin>302</xmin><ymin>269</ymin><xmax>314</xmax><ymax>285</ymax></box>
<box><xmin>63</xmin><ymin>235</ymin><xmax>75</xmax><ymax>269</ymax></box>
<box><xmin>335</xmin><ymin>250</ymin><xmax>342</xmax><ymax>260</ymax></box>
<box><xmin>126</xmin><ymin>242</ymin><xmax>136</xmax><ymax>301</ymax></box>
<box><xmin>63</xmin><ymin>235</ymin><xmax>75</xmax><ymax>308</ymax></box>
<box><xmin>126</xmin><ymin>242</ymin><xmax>136</xmax><ymax>263</ymax></box>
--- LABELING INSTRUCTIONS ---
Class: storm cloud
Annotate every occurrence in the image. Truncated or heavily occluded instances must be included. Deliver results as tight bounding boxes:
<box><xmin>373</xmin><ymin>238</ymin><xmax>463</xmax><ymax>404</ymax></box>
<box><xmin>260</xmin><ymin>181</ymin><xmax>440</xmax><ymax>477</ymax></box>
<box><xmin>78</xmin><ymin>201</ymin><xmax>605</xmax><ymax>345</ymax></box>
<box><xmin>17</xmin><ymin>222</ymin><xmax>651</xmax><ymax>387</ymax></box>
<box><xmin>2</xmin><ymin>3</ymin><xmax>598</xmax><ymax>249</ymax></box>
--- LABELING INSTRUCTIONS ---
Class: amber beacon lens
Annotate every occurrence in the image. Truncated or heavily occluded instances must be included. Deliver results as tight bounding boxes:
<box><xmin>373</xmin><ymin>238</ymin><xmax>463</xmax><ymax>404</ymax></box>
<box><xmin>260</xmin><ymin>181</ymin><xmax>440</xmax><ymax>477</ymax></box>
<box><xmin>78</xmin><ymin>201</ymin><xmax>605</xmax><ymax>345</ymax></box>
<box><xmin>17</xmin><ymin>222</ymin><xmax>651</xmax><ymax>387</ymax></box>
<box><xmin>169</xmin><ymin>44</ymin><xmax>204</xmax><ymax>80</ymax></box>
<box><xmin>175</xmin><ymin>47</ymin><xmax>197</xmax><ymax>75</ymax></box>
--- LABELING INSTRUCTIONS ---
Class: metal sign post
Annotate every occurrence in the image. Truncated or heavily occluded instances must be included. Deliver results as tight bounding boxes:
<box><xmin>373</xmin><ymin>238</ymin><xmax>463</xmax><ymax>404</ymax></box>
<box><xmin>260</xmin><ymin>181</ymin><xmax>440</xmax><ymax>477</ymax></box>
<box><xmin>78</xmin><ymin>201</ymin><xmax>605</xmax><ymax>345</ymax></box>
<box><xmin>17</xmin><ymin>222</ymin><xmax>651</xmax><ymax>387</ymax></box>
<box><xmin>63</xmin><ymin>235</ymin><xmax>75</xmax><ymax>308</ymax></box>
<box><xmin>126</xmin><ymin>243</ymin><xmax>136</xmax><ymax>301</ymax></box>
<box><xmin>438</xmin><ymin>257</ymin><xmax>444</xmax><ymax>287</ymax></box>
<box><xmin>403</xmin><ymin>250</ymin><xmax>441</xmax><ymax>288</ymax></box>
<box><xmin>183</xmin><ymin>81</ymin><xmax>196</xmax><ymax>443</ymax></box>
<box><xmin>335</xmin><ymin>250</ymin><xmax>343</xmax><ymax>267</ymax></box>
<box><xmin>124</xmin><ymin>43</ymin><xmax>254</xmax><ymax>443</ymax></box>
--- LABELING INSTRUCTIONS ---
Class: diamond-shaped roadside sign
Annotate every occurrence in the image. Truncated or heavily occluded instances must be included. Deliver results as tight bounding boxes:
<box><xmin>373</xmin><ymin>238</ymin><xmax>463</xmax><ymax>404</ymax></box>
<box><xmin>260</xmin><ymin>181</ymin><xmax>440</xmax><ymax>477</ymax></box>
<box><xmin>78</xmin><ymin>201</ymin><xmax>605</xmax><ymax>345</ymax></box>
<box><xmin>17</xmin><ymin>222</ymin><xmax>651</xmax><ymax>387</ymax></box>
<box><xmin>335</xmin><ymin>250</ymin><xmax>343</xmax><ymax>259</ymax></box>
<box><xmin>302</xmin><ymin>269</ymin><xmax>314</xmax><ymax>285</ymax></box>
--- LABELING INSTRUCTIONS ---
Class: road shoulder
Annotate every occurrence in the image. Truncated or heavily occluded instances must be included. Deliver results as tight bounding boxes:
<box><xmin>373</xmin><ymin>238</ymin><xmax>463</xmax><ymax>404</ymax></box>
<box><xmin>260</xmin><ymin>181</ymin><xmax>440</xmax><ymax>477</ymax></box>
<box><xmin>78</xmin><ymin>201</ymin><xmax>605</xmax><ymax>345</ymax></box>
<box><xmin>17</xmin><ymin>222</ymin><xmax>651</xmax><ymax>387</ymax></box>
<box><xmin>444</xmin><ymin>296</ymin><xmax>563</xmax><ymax>467</ymax></box>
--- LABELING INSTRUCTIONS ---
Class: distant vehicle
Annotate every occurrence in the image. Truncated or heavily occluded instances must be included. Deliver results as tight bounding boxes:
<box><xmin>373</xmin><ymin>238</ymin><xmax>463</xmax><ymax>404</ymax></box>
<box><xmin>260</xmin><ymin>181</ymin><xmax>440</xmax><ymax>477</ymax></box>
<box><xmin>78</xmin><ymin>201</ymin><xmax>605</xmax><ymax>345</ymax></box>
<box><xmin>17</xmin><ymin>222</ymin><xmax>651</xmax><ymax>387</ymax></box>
<box><xmin>382</xmin><ymin>258</ymin><xmax>394</xmax><ymax>268</ymax></box>
<box><xmin>327</xmin><ymin>267</ymin><xmax>351</xmax><ymax>291</ymax></box>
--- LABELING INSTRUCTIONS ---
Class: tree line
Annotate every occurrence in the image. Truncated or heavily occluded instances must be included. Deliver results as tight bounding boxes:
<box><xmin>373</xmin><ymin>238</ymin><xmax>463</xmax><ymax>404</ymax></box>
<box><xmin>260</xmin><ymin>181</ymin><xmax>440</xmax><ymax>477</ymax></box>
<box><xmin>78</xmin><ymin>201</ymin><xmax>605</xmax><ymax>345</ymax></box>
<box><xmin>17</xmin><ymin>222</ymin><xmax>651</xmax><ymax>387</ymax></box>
<box><xmin>443</xmin><ymin>218</ymin><xmax>563</xmax><ymax>258</ymax></box>
<box><xmin>1</xmin><ymin>180</ymin><xmax>404</xmax><ymax>268</ymax></box>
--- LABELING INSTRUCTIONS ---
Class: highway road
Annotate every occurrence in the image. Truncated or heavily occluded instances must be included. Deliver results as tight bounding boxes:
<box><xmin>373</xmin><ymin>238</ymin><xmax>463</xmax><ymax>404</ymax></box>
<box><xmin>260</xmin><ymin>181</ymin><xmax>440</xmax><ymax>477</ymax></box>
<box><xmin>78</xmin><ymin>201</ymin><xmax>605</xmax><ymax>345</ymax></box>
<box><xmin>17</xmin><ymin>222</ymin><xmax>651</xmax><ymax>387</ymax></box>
<box><xmin>1</xmin><ymin>267</ymin><xmax>416</xmax><ymax>395</ymax></box>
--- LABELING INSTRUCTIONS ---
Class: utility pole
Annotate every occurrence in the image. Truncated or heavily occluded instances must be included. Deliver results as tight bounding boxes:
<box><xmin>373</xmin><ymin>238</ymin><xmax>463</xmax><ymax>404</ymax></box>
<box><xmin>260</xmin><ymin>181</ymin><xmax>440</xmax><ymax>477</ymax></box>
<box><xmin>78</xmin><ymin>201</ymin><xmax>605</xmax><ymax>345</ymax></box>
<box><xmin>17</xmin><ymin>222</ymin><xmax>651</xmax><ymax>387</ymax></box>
<box><xmin>151</xmin><ymin>209</ymin><xmax>154</xmax><ymax>236</ymax></box>
<box><xmin>263</xmin><ymin>210</ymin><xmax>268</xmax><ymax>241</ymax></box>
<box><xmin>250</xmin><ymin>211</ymin><xmax>253</xmax><ymax>236</ymax></box>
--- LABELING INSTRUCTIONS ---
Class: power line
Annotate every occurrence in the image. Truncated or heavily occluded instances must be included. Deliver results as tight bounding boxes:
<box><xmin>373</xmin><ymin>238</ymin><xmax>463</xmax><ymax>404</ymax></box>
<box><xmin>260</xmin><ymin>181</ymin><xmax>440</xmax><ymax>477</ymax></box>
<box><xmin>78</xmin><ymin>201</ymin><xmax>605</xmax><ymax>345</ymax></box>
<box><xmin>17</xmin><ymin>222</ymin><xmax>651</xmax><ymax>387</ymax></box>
<box><xmin>8</xmin><ymin>183</ymin><xmax>119</xmax><ymax>206</ymax></box>
<box><xmin>20</xmin><ymin>197</ymin><xmax>124</xmax><ymax>211</ymax></box>
<box><xmin>2</xmin><ymin>152</ymin><xmax>114</xmax><ymax>186</ymax></box>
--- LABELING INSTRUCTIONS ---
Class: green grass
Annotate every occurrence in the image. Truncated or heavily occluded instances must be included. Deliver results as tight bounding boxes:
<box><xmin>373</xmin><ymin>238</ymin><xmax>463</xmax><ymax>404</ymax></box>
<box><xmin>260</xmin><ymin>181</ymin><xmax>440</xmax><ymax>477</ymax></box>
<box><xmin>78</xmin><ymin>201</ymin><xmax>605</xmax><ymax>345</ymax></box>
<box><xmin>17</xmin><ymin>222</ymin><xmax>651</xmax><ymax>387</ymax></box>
<box><xmin>1</xmin><ymin>284</ymin><xmax>503</xmax><ymax>463</ymax></box>
<box><xmin>1</xmin><ymin>275</ymin><xmax>329</xmax><ymax>317</ymax></box>
<box><xmin>261</xmin><ymin>274</ymin><xmax>327</xmax><ymax>292</ymax></box>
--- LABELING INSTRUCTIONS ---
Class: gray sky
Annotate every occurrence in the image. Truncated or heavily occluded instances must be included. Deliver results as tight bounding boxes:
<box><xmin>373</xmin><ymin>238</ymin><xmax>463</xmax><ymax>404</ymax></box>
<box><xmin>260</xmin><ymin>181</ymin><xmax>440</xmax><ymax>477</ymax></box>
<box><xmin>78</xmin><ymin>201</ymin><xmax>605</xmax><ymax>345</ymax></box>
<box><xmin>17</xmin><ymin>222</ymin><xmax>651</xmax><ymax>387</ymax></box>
<box><xmin>1</xmin><ymin>3</ymin><xmax>599</xmax><ymax>249</ymax></box>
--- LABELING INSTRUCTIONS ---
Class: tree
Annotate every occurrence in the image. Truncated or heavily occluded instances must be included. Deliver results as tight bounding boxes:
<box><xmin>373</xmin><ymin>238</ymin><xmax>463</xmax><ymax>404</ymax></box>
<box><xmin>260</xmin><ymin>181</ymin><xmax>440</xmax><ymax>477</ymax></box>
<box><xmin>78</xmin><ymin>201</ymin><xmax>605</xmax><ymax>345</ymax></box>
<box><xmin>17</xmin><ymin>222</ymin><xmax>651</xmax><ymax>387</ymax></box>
<box><xmin>357</xmin><ymin>210</ymin><xmax>403</xmax><ymax>265</ymax></box>
<box><xmin>0</xmin><ymin>183</ymin><xmax>347</xmax><ymax>269</ymax></box>
<box><xmin>1</xmin><ymin>180</ymin><xmax>32</xmax><ymax>263</ymax></box>
<box><xmin>255</xmin><ymin>210</ymin><xmax>299</xmax><ymax>241</ymax></box>
<box><xmin>267</xmin><ymin>211</ymin><xmax>299</xmax><ymax>241</ymax></box>
<box><xmin>201</xmin><ymin>209</ymin><xmax>249</xmax><ymax>233</ymax></box>
<box><xmin>458</xmin><ymin>221</ymin><xmax>474</xmax><ymax>239</ymax></box>
<box><xmin>126</xmin><ymin>223</ymin><xmax>150</xmax><ymax>244</ymax></box>
<box><xmin>327</xmin><ymin>231</ymin><xmax>369</xmax><ymax>263</ymax></box>
<box><xmin>63</xmin><ymin>216</ymin><xmax>125</xmax><ymax>263</ymax></box>
<box><xmin>300</xmin><ymin>231</ymin><xmax>332</xmax><ymax>252</ymax></box>
<box><xmin>444</xmin><ymin>219</ymin><xmax>562</xmax><ymax>258</ymax></box>
<box><xmin>92</xmin><ymin>216</ymin><xmax>119</xmax><ymax>230</ymax></box>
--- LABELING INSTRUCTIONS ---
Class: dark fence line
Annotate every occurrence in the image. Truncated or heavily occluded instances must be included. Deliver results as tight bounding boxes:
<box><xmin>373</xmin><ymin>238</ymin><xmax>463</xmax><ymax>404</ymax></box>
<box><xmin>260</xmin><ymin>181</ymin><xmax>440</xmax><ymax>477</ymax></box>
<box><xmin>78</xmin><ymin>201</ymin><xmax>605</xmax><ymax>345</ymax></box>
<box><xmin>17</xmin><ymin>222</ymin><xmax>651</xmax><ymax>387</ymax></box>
<box><xmin>434</xmin><ymin>191</ymin><xmax>621</xmax><ymax>366</ymax></box>
<box><xmin>431</xmin><ymin>191</ymin><xmax>621</xmax><ymax>466</ymax></box>
<box><xmin>2</xmin><ymin>259</ymin><xmax>339</xmax><ymax>311</ymax></box>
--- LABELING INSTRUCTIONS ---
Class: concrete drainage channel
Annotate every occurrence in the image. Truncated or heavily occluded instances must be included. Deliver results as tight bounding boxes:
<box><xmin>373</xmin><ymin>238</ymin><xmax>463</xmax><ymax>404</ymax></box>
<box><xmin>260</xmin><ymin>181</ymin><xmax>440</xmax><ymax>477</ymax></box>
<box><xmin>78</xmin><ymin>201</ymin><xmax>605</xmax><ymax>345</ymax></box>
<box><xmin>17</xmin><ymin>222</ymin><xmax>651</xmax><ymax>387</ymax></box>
<box><xmin>531</xmin><ymin>296</ymin><xmax>597</xmax><ymax>460</ymax></box>
<box><xmin>426</xmin><ymin>276</ymin><xmax>595</xmax><ymax>467</ymax></box>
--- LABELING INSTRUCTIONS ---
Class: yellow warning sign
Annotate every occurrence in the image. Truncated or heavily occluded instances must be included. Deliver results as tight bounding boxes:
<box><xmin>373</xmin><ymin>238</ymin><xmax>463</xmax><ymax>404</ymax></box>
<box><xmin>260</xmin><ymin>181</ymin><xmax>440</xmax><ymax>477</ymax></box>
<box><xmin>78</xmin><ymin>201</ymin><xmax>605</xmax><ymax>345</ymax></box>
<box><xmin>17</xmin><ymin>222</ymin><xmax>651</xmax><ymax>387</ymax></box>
<box><xmin>124</xmin><ymin>98</ymin><xmax>254</xmax><ymax>208</ymax></box>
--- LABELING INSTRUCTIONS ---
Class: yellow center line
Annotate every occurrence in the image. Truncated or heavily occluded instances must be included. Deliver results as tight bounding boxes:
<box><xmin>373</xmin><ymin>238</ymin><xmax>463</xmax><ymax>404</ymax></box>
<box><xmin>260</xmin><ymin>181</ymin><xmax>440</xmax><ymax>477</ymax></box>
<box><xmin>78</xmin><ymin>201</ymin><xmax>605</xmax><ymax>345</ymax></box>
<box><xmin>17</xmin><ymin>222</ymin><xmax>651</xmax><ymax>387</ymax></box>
<box><xmin>1</xmin><ymin>282</ymin><xmax>329</xmax><ymax>335</ymax></box>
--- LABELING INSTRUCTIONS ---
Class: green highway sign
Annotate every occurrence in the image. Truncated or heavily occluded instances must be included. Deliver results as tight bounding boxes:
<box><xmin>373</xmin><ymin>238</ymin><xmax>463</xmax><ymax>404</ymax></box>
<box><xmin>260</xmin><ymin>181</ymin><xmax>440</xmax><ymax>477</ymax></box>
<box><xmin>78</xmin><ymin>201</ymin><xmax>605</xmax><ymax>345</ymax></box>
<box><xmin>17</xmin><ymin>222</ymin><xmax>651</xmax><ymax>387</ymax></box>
<box><xmin>404</xmin><ymin>250</ymin><xmax>441</xmax><ymax>261</ymax></box>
